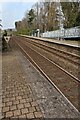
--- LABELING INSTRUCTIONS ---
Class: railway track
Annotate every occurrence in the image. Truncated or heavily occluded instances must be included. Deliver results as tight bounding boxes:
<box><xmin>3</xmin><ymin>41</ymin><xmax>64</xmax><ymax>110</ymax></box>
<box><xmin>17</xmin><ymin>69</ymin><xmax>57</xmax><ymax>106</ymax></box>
<box><xmin>12</xmin><ymin>36</ymin><xmax>80</xmax><ymax>112</ymax></box>
<box><xmin>21</xmin><ymin>35</ymin><xmax>79</xmax><ymax>55</ymax></box>
<box><xmin>26</xmin><ymin>38</ymin><xmax>80</xmax><ymax>66</ymax></box>
<box><xmin>17</xmin><ymin>36</ymin><xmax>79</xmax><ymax>79</ymax></box>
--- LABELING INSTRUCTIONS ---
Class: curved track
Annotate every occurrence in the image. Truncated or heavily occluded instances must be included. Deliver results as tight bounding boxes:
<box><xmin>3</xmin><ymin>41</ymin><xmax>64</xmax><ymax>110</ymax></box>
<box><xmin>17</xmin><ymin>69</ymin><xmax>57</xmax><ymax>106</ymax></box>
<box><xmin>12</xmin><ymin>36</ymin><xmax>80</xmax><ymax>112</ymax></box>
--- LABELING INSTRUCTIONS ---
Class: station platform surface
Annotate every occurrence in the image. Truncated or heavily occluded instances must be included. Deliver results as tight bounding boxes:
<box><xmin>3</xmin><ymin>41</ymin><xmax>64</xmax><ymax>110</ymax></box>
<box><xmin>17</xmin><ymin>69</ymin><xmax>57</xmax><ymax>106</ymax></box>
<box><xmin>1</xmin><ymin>41</ymin><xmax>80</xmax><ymax>119</ymax></box>
<box><xmin>21</xmin><ymin>35</ymin><xmax>79</xmax><ymax>48</ymax></box>
<box><xmin>44</xmin><ymin>38</ymin><xmax>79</xmax><ymax>47</ymax></box>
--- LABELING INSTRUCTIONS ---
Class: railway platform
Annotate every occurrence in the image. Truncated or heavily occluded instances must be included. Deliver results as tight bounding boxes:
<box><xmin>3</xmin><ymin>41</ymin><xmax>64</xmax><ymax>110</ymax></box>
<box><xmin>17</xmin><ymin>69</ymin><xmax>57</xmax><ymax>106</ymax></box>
<box><xmin>21</xmin><ymin>35</ymin><xmax>79</xmax><ymax>48</ymax></box>
<box><xmin>1</xmin><ymin>38</ymin><xmax>80</xmax><ymax>119</ymax></box>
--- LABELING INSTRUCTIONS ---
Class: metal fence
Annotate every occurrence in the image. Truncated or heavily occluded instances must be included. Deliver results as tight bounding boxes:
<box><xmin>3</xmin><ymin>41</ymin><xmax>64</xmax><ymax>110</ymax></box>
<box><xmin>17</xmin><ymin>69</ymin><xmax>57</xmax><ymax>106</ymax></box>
<box><xmin>41</xmin><ymin>26</ymin><xmax>80</xmax><ymax>39</ymax></box>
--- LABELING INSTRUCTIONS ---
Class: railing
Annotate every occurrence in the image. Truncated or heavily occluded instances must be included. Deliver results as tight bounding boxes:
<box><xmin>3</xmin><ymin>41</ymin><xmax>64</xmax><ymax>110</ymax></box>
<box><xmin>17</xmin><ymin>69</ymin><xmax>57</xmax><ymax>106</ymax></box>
<box><xmin>41</xmin><ymin>26</ymin><xmax>80</xmax><ymax>39</ymax></box>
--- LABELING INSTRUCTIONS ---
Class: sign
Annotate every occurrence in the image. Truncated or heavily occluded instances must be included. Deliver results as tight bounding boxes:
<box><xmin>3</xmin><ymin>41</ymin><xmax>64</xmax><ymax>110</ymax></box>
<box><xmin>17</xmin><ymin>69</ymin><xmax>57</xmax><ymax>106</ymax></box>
<box><xmin>4</xmin><ymin>36</ymin><xmax>10</xmax><ymax>43</ymax></box>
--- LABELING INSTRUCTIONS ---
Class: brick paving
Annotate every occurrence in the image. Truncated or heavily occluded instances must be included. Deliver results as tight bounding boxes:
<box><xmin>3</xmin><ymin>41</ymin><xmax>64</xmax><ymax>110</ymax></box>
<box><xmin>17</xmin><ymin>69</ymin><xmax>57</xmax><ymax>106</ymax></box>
<box><xmin>2</xmin><ymin>50</ymin><xmax>43</xmax><ymax>119</ymax></box>
<box><xmin>2</xmin><ymin>41</ymin><xmax>80</xmax><ymax>119</ymax></box>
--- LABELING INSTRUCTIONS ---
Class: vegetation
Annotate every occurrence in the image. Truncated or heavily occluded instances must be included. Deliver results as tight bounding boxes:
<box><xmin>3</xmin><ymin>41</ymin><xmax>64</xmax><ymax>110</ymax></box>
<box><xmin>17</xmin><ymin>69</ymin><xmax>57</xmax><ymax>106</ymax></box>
<box><xmin>61</xmin><ymin>2</ymin><xmax>80</xmax><ymax>28</ymax></box>
<box><xmin>15</xmin><ymin>1</ymin><xmax>80</xmax><ymax>35</ymax></box>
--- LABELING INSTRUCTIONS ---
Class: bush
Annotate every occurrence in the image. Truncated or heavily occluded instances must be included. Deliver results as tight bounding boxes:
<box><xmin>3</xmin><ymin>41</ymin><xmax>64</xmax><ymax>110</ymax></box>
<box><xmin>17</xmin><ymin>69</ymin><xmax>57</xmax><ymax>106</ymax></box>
<box><xmin>14</xmin><ymin>28</ymin><xmax>32</xmax><ymax>35</ymax></box>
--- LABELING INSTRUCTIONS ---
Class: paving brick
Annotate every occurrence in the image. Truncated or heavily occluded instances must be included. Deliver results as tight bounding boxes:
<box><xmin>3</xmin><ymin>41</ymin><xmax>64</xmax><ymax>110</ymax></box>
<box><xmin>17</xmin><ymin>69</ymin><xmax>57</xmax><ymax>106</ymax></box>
<box><xmin>20</xmin><ymin>99</ymin><xmax>26</xmax><ymax>104</ymax></box>
<box><xmin>27</xmin><ymin>113</ymin><xmax>34</xmax><ymax>119</ymax></box>
<box><xmin>35</xmin><ymin>106</ymin><xmax>40</xmax><ymax>111</ymax></box>
<box><xmin>2</xmin><ymin>103</ymin><xmax>5</xmax><ymax>107</ymax></box>
<box><xmin>10</xmin><ymin>105</ymin><xmax>17</xmax><ymax>111</ymax></box>
<box><xmin>34</xmin><ymin>111</ymin><xmax>43</xmax><ymax>118</ymax></box>
<box><xmin>24</xmin><ymin>102</ymin><xmax>31</xmax><ymax>108</ymax></box>
<box><xmin>14</xmin><ymin>93</ymin><xmax>19</xmax><ymax>97</ymax></box>
<box><xmin>6</xmin><ymin>111</ymin><xmax>13</xmax><ymax>118</ymax></box>
<box><xmin>16</xmin><ymin>96</ymin><xmax>22</xmax><ymax>100</ymax></box>
<box><xmin>31</xmin><ymin>101</ymin><xmax>38</xmax><ymax>107</ymax></box>
<box><xmin>19</xmin><ymin>92</ymin><xmax>24</xmax><ymax>96</ymax></box>
<box><xmin>2</xmin><ymin>107</ymin><xmax>9</xmax><ymax>112</ymax></box>
<box><xmin>2</xmin><ymin>95</ymin><xmax>5</xmax><ymax>99</ymax></box>
<box><xmin>13</xmin><ymin>110</ymin><xmax>21</xmax><ymax>116</ymax></box>
<box><xmin>26</xmin><ymin>98</ymin><xmax>33</xmax><ymax>102</ymax></box>
<box><xmin>19</xmin><ymin>114</ymin><xmax>26</xmax><ymax>118</ymax></box>
<box><xmin>28</xmin><ymin>106</ymin><xmax>36</xmax><ymax>113</ymax></box>
<box><xmin>17</xmin><ymin>104</ymin><xmax>24</xmax><ymax>109</ymax></box>
<box><xmin>6</xmin><ymin>101</ymin><xmax>12</xmax><ymax>106</ymax></box>
<box><xmin>10</xmin><ymin>97</ymin><xmax>15</xmax><ymax>101</ymax></box>
<box><xmin>13</xmin><ymin>100</ymin><xmax>19</xmax><ymax>105</ymax></box>
<box><xmin>21</xmin><ymin>108</ymin><xmax>28</xmax><ymax>114</ymax></box>
<box><xmin>11</xmin><ymin>116</ymin><xmax>18</xmax><ymax>119</ymax></box>
<box><xmin>3</xmin><ymin>98</ymin><xmax>10</xmax><ymax>102</ymax></box>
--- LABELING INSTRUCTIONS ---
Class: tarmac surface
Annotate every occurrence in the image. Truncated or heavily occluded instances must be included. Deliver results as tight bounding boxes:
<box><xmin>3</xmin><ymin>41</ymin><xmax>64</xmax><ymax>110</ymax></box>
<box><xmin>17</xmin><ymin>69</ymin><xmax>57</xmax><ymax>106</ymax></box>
<box><xmin>1</xmin><ymin>40</ymin><xmax>80</xmax><ymax>119</ymax></box>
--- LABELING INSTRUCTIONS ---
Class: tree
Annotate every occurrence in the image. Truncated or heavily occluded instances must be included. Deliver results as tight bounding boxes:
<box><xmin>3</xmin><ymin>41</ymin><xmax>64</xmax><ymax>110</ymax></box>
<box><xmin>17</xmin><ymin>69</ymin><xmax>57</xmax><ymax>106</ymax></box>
<box><xmin>61</xmin><ymin>2</ymin><xmax>79</xmax><ymax>28</ymax></box>
<box><xmin>27</xmin><ymin>9</ymin><xmax>35</xmax><ymax>27</ymax></box>
<box><xmin>75</xmin><ymin>11</ymin><xmax>80</xmax><ymax>26</ymax></box>
<box><xmin>0</xmin><ymin>19</ymin><xmax>2</xmax><ymax>27</ymax></box>
<box><xmin>47</xmin><ymin>2</ymin><xmax>58</xmax><ymax>31</ymax></box>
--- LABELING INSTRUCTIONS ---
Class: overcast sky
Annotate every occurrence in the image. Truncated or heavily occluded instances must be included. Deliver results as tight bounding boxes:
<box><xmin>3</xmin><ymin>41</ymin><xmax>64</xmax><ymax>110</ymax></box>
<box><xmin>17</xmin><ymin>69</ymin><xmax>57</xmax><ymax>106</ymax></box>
<box><xmin>0</xmin><ymin>0</ymin><xmax>38</xmax><ymax>29</ymax></box>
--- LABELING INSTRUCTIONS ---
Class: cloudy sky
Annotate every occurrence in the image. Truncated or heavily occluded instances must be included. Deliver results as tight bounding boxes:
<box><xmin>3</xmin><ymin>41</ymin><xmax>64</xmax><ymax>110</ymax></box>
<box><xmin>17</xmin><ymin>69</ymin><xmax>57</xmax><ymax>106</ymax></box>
<box><xmin>0</xmin><ymin>0</ymin><xmax>38</xmax><ymax>29</ymax></box>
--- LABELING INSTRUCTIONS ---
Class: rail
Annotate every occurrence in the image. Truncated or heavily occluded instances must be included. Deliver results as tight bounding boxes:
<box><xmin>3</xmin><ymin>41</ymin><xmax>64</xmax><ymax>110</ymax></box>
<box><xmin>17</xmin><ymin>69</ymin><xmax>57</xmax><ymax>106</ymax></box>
<box><xmin>13</xmin><ymin>36</ymin><xmax>80</xmax><ymax>113</ymax></box>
